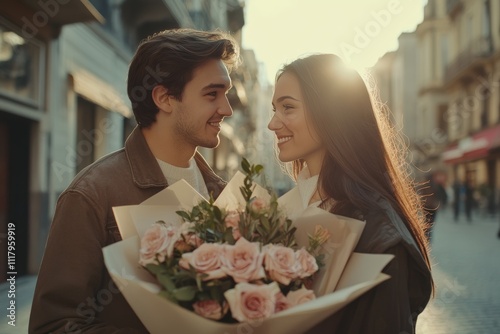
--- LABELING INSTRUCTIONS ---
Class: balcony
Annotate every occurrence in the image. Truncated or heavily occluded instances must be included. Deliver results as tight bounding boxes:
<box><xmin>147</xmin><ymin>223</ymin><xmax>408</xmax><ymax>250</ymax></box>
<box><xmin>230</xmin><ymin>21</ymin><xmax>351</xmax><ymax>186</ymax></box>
<box><xmin>445</xmin><ymin>37</ymin><xmax>493</xmax><ymax>86</ymax></box>
<box><xmin>447</xmin><ymin>0</ymin><xmax>463</xmax><ymax>17</ymax></box>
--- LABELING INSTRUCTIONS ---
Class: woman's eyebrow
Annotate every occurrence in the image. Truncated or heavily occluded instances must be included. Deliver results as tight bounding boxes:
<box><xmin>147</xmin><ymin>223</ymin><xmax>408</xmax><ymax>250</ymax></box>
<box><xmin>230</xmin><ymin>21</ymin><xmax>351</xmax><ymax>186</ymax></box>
<box><xmin>275</xmin><ymin>95</ymin><xmax>300</xmax><ymax>103</ymax></box>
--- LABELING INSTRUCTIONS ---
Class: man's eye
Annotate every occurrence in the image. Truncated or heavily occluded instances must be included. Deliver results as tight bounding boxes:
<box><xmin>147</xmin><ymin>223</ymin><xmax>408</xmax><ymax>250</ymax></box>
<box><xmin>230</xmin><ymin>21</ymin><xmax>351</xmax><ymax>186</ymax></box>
<box><xmin>207</xmin><ymin>91</ymin><xmax>217</xmax><ymax>97</ymax></box>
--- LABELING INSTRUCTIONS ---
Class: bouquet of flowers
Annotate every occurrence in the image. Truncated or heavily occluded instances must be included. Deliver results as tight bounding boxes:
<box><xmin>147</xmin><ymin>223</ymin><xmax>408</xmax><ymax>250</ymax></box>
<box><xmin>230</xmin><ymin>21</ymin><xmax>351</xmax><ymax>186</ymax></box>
<box><xmin>103</xmin><ymin>159</ymin><xmax>394</xmax><ymax>334</ymax></box>
<box><xmin>138</xmin><ymin>159</ymin><xmax>330</xmax><ymax>323</ymax></box>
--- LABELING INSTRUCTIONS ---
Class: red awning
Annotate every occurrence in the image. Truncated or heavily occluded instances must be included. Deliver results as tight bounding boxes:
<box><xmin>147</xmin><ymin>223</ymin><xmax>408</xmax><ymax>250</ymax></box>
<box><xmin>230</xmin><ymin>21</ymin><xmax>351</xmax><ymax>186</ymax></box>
<box><xmin>442</xmin><ymin>124</ymin><xmax>500</xmax><ymax>164</ymax></box>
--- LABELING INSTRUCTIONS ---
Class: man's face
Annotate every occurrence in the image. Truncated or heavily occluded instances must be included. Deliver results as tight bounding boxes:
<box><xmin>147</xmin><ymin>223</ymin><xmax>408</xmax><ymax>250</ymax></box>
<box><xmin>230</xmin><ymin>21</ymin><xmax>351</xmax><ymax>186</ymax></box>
<box><xmin>171</xmin><ymin>59</ymin><xmax>233</xmax><ymax>150</ymax></box>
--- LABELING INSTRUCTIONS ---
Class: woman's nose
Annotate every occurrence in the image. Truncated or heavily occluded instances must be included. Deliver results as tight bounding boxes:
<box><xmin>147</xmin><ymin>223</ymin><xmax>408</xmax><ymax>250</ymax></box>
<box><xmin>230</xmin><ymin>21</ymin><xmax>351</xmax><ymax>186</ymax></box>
<box><xmin>268</xmin><ymin>114</ymin><xmax>283</xmax><ymax>131</ymax></box>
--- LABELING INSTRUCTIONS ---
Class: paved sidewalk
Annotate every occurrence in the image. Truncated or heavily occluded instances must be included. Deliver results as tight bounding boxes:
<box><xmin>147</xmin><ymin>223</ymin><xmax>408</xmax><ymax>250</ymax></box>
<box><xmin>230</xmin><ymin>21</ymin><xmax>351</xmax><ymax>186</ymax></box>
<box><xmin>417</xmin><ymin>208</ymin><xmax>500</xmax><ymax>334</ymax></box>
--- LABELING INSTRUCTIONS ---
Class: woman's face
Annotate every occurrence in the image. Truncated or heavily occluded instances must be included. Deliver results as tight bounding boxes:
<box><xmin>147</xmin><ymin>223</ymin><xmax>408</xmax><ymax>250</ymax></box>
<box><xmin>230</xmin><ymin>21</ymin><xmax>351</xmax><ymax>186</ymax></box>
<box><xmin>268</xmin><ymin>72</ymin><xmax>325</xmax><ymax>168</ymax></box>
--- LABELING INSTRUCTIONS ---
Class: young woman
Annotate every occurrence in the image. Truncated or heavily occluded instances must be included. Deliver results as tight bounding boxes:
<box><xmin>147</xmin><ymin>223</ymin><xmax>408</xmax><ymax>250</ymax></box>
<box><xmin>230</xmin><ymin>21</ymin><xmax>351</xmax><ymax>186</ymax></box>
<box><xmin>268</xmin><ymin>54</ymin><xmax>433</xmax><ymax>334</ymax></box>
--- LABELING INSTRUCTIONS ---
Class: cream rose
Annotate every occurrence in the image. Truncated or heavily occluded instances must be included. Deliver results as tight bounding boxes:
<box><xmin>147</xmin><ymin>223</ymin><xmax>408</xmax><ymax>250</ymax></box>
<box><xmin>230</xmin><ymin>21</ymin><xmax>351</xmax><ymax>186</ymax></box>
<box><xmin>139</xmin><ymin>223</ymin><xmax>179</xmax><ymax>265</ymax></box>
<box><xmin>224</xmin><ymin>282</ymin><xmax>280</xmax><ymax>322</ymax></box>
<box><xmin>179</xmin><ymin>243</ymin><xmax>226</xmax><ymax>280</ymax></box>
<box><xmin>295</xmin><ymin>248</ymin><xmax>319</xmax><ymax>278</ymax></box>
<box><xmin>263</xmin><ymin>244</ymin><xmax>299</xmax><ymax>285</ymax></box>
<box><xmin>286</xmin><ymin>286</ymin><xmax>316</xmax><ymax>306</ymax></box>
<box><xmin>221</xmin><ymin>237</ymin><xmax>265</xmax><ymax>283</ymax></box>
<box><xmin>192</xmin><ymin>300</ymin><xmax>228</xmax><ymax>320</ymax></box>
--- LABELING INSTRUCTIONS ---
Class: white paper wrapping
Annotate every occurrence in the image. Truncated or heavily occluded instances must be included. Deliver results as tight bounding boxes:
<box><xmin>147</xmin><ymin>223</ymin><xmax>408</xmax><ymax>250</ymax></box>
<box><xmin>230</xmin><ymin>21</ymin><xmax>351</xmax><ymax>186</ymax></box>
<box><xmin>103</xmin><ymin>171</ymin><xmax>394</xmax><ymax>333</ymax></box>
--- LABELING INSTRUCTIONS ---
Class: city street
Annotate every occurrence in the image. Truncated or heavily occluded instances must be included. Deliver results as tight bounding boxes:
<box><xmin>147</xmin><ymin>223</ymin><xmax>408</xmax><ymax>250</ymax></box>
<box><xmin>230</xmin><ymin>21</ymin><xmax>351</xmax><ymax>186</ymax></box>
<box><xmin>417</xmin><ymin>208</ymin><xmax>500</xmax><ymax>334</ymax></box>
<box><xmin>1</xmin><ymin>208</ymin><xmax>500</xmax><ymax>334</ymax></box>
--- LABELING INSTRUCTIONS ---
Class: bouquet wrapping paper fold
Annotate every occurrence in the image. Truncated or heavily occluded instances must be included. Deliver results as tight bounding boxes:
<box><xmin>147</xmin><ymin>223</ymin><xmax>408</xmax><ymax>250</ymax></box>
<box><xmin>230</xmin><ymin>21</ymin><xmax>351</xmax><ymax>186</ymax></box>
<box><xmin>103</xmin><ymin>172</ymin><xmax>394</xmax><ymax>333</ymax></box>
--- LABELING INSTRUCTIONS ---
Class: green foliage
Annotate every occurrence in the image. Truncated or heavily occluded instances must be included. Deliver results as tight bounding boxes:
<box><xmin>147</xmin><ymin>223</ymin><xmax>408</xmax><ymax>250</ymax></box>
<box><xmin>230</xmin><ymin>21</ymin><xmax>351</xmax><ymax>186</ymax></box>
<box><xmin>142</xmin><ymin>158</ymin><xmax>322</xmax><ymax>320</ymax></box>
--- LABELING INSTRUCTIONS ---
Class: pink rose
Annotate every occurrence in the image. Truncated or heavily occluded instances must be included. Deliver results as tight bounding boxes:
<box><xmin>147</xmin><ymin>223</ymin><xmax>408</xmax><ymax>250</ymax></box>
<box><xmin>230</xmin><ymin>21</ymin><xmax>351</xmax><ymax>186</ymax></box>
<box><xmin>263</xmin><ymin>244</ymin><xmax>299</xmax><ymax>285</ymax></box>
<box><xmin>139</xmin><ymin>223</ymin><xmax>179</xmax><ymax>265</ymax></box>
<box><xmin>179</xmin><ymin>243</ymin><xmax>226</xmax><ymax>280</ymax></box>
<box><xmin>224</xmin><ymin>211</ymin><xmax>240</xmax><ymax>228</ymax></box>
<box><xmin>274</xmin><ymin>292</ymin><xmax>292</xmax><ymax>313</ymax></box>
<box><xmin>221</xmin><ymin>237</ymin><xmax>265</xmax><ymax>283</ymax></box>
<box><xmin>295</xmin><ymin>248</ymin><xmax>319</xmax><ymax>278</ymax></box>
<box><xmin>225</xmin><ymin>211</ymin><xmax>242</xmax><ymax>241</ymax></box>
<box><xmin>249</xmin><ymin>197</ymin><xmax>267</xmax><ymax>214</ymax></box>
<box><xmin>193</xmin><ymin>300</ymin><xmax>228</xmax><ymax>320</ymax></box>
<box><xmin>286</xmin><ymin>286</ymin><xmax>316</xmax><ymax>306</ymax></box>
<box><xmin>224</xmin><ymin>282</ymin><xmax>280</xmax><ymax>322</ymax></box>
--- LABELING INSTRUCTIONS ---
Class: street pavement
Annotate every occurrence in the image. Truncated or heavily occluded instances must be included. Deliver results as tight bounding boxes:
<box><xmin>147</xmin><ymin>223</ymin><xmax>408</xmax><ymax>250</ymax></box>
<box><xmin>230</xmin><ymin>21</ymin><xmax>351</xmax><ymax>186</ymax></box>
<box><xmin>417</xmin><ymin>208</ymin><xmax>500</xmax><ymax>334</ymax></box>
<box><xmin>1</xmin><ymin>208</ymin><xmax>499</xmax><ymax>333</ymax></box>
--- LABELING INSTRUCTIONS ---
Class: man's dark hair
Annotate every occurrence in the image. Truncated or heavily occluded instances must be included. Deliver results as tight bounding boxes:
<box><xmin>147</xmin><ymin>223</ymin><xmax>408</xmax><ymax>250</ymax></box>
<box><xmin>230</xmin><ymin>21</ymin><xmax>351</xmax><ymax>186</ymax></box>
<box><xmin>127</xmin><ymin>28</ymin><xmax>240</xmax><ymax>128</ymax></box>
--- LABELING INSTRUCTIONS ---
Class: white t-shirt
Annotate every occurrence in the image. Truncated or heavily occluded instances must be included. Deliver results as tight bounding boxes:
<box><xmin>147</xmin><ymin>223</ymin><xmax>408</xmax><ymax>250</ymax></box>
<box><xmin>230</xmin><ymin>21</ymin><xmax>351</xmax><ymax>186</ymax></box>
<box><xmin>297</xmin><ymin>167</ymin><xmax>320</xmax><ymax>208</ymax></box>
<box><xmin>297</xmin><ymin>167</ymin><xmax>334</xmax><ymax>210</ymax></box>
<box><xmin>156</xmin><ymin>158</ymin><xmax>210</xmax><ymax>199</ymax></box>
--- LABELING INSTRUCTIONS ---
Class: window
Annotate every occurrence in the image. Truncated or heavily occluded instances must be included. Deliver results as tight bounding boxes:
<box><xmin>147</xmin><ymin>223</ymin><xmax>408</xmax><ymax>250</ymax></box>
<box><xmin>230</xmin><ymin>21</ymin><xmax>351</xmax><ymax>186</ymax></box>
<box><xmin>0</xmin><ymin>18</ymin><xmax>44</xmax><ymax>107</ymax></box>
<box><xmin>76</xmin><ymin>97</ymin><xmax>96</xmax><ymax>173</ymax></box>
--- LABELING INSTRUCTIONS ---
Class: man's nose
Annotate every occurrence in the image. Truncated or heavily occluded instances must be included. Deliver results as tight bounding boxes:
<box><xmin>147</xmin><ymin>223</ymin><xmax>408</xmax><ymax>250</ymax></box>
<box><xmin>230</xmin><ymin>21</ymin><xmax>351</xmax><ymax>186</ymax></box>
<box><xmin>218</xmin><ymin>97</ymin><xmax>233</xmax><ymax>117</ymax></box>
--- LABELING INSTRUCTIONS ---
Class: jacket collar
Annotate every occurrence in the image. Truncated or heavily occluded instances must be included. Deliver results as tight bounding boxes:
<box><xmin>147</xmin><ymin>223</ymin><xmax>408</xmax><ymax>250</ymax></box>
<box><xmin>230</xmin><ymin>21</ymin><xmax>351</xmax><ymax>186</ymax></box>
<box><xmin>124</xmin><ymin>126</ymin><xmax>226</xmax><ymax>197</ymax></box>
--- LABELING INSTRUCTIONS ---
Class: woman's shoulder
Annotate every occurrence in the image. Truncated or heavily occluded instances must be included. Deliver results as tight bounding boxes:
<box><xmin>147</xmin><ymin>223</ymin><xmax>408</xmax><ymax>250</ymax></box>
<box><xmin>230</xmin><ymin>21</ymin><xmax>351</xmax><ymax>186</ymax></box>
<box><xmin>355</xmin><ymin>197</ymin><xmax>429</xmax><ymax>274</ymax></box>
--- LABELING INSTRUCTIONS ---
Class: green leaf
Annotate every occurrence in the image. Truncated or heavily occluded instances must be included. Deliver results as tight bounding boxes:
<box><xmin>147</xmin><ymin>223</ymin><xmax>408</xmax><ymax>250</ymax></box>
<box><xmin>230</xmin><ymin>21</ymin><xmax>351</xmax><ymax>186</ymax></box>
<box><xmin>192</xmin><ymin>206</ymin><xmax>201</xmax><ymax>217</ymax></box>
<box><xmin>241</xmin><ymin>158</ymin><xmax>251</xmax><ymax>174</ymax></box>
<box><xmin>172</xmin><ymin>286</ymin><xmax>197</xmax><ymax>301</ymax></box>
<box><xmin>260</xmin><ymin>216</ymin><xmax>271</xmax><ymax>231</ymax></box>
<box><xmin>176</xmin><ymin>211</ymin><xmax>191</xmax><ymax>222</ymax></box>
<box><xmin>197</xmin><ymin>292</ymin><xmax>211</xmax><ymax>301</ymax></box>
<box><xmin>145</xmin><ymin>263</ymin><xmax>168</xmax><ymax>276</ymax></box>
<box><xmin>158</xmin><ymin>290</ymin><xmax>178</xmax><ymax>304</ymax></box>
<box><xmin>223</xmin><ymin>228</ymin><xmax>236</xmax><ymax>244</ymax></box>
<box><xmin>157</xmin><ymin>274</ymin><xmax>176</xmax><ymax>292</ymax></box>
<box><xmin>254</xmin><ymin>165</ymin><xmax>264</xmax><ymax>174</ymax></box>
<box><xmin>196</xmin><ymin>273</ymin><xmax>204</xmax><ymax>291</ymax></box>
<box><xmin>209</xmin><ymin>285</ymin><xmax>224</xmax><ymax>302</ymax></box>
<box><xmin>213</xmin><ymin>206</ymin><xmax>222</xmax><ymax>222</ymax></box>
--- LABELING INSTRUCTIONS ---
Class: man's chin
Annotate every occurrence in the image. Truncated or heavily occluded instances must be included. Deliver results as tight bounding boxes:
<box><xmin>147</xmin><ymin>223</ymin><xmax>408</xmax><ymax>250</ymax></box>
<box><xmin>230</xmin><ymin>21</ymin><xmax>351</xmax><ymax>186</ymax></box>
<box><xmin>199</xmin><ymin>138</ymin><xmax>220</xmax><ymax>149</ymax></box>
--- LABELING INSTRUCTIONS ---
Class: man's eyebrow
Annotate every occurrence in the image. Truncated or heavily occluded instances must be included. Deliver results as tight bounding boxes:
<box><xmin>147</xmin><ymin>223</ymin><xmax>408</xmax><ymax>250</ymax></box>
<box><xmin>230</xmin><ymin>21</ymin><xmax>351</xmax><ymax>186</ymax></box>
<box><xmin>275</xmin><ymin>95</ymin><xmax>300</xmax><ymax>103</ymax></box>
<box><xmin>201</xmin><ymin>83</ymin><xmax>233</xmax><ymax>91</ymax></box>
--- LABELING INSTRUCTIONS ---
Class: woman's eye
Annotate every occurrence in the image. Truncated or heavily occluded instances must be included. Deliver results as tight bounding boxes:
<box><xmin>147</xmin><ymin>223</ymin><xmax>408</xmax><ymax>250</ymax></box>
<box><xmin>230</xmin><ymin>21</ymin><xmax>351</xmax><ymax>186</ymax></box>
<box><xmin>283</xmin><ymin>105</ymin><xmax>293</xmax><ymax>112</ymax></box>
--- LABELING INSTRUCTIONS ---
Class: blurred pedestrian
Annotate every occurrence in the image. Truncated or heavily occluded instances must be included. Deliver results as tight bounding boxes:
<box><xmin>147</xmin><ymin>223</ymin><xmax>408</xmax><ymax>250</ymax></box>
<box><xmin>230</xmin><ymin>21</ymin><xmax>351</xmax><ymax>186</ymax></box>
<box><xmin>453</xmin><ymin>179</ymin><xmax>463</xmax><ymax>222</ymax></box>
<box><xmin>464</xmin><ymin>177</ymin><xmax>474</xmax><ymax>223</ymax></box>
<box><xmin>420</xmin><ymin>172</ymin><xmax>447</xmax><ymax>242</ymax></box>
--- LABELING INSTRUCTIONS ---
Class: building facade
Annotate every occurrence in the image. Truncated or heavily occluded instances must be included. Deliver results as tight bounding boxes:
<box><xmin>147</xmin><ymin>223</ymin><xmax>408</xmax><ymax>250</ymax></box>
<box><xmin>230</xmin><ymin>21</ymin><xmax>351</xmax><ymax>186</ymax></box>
<box><xmin>0</xmin><ymin>0</ymin><xmax>254</xmax><ymax>280</ymax></box>
<box><xmin>439</xmin><ymin>0</ymin><xmax>500</xmax><ymax>209</ymax></box>
<box><xmin>373</xmin><ymin>0</ymin><xmax>500</xmax><ymax>212</ymax></box>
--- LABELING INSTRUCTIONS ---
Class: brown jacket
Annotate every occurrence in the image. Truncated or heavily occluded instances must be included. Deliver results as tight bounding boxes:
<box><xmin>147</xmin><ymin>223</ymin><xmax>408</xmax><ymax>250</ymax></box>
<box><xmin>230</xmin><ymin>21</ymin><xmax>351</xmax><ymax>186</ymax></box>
<box><xmin>307</xmin><ymin>199</ymin><xmax>433</xmax><ymax>334</ymax></box>
<box><xmin>29</xmin><ymin>127</ymin><xmax>226</xmax><ymax>333</ymax></box>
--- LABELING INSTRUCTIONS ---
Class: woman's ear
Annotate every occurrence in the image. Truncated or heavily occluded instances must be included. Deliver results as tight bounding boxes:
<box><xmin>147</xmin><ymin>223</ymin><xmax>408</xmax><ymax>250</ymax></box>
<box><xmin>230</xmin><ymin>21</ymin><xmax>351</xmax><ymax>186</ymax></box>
<box><xmin>152</xmin><ymin>85</ymin><xmax>172</xmax><ymax>113</ymax></box>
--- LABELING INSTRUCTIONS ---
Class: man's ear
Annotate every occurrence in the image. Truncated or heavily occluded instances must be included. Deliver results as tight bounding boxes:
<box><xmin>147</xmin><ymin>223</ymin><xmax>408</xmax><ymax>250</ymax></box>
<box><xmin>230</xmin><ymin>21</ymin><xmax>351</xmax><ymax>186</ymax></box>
<box><xmin>152</xmin><ymin>85</ymin><xmax>173</xmax><ymax>113</ymax></box>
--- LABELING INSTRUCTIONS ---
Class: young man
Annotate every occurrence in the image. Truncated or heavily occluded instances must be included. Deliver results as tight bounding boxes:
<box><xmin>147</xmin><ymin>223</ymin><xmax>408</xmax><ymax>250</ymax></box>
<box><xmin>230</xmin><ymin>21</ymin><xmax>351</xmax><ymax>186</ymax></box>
<box><xmin>29</xmin><ymin>29</ymin><xmax>240</xmax><ymax>333</ymax></box>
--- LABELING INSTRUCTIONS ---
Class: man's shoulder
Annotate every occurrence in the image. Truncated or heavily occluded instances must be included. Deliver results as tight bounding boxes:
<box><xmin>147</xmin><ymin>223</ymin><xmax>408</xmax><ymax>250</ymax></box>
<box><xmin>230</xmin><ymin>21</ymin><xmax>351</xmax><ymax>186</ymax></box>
<box><xmin>65</xmin><ymin>148</ymin><xmax>129</xmax><ymax>195</ymax></box>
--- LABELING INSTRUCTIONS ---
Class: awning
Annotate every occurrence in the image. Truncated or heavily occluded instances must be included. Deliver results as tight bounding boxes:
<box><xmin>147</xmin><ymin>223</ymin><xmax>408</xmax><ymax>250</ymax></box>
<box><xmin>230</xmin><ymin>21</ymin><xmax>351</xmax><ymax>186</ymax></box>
<box><xmin>442</xmin><ymin>124</ymin><xmax>500</xmax><ymax>164</ymax></box>
<box><xmin>71</xmin><ymin>70</ymin><xmax>132</xmax><ymax>118</ymax></box>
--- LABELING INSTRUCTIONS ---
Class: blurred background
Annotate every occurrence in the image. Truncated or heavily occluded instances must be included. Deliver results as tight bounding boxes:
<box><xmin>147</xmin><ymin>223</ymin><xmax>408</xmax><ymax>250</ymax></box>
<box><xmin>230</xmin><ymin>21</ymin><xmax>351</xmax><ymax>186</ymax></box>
<box><xmin>1</xmin><ymin>0</ymin><xmax>499</xmax><ymax>332</ymax></box>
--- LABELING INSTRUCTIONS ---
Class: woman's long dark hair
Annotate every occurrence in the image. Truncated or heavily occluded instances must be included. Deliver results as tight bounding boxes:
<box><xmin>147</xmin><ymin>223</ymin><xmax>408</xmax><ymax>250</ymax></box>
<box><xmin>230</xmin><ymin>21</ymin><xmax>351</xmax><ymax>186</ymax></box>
<box><xmin>277</xmin><ymin>54</ymin><xmax>432</xmax><ymax>272</ymax></box>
